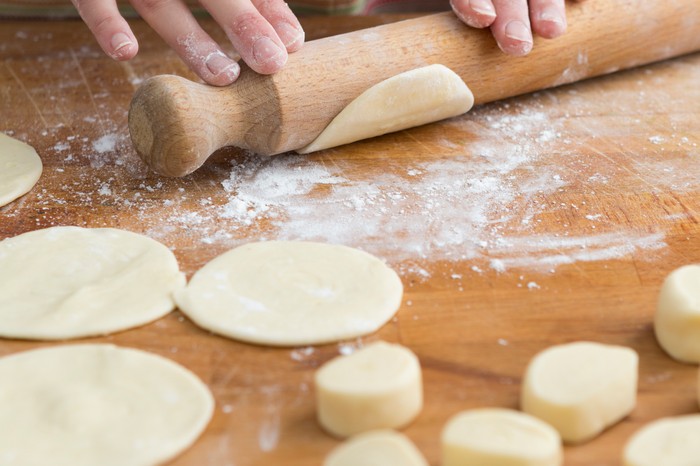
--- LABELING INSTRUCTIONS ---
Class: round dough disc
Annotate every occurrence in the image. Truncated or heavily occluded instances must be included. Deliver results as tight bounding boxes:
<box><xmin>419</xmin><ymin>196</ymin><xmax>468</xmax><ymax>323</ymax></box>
<box><xmin>624</xmin><ymin>414</ymin><xmax>700</xmax><ymax>466</ymax></box>
<box><xmin>0</xmin><ymin>226</ymin><xmax>186</xmax><ymax>340</ymax></box>
<box><xmin>175</xmin><ymin>241</ymin><xmax>403</xmax><ymax>346</ymax></box>
<box><xmin>0</xmin><ymin>344</ymin><xmax>214</xmax><ymax>466</ymax></box>
<box><xmin>0</xmin><ymin>132</ymin><xmax>42</xmax><ymax>207</ymax></box>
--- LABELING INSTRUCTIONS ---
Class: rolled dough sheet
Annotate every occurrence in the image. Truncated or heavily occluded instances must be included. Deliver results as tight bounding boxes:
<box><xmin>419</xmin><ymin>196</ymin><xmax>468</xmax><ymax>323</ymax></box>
<box><xmin>0</xmin><ymin>226</ymin><xmax>186</xmax><ymax>340</ymax></box>
<box><xmin>175</xmin><ymin>241</ymin><xmax>403</xmax><ymax>346</ymax></box>
<box><xmin>0</xmin><ymin>344</ymin><xmax>213</xmax><ymax>466</ymax></box>
<box><xmin>0</xmin><ymin>132</ymin><xmax>42</xmax><ymax>207</ymax></box>
<box><xmin>297</xmin><ymin>64</ymin><xmax>474</xmax><ymax>153</ymax></box>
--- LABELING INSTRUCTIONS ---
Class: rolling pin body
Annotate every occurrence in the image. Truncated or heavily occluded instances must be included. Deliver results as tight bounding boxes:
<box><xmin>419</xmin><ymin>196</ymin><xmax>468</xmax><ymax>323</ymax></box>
<box><xmin>129</xmin><ymin>0</ymin><xmax>700</xmax><ymax>176</ymax></box>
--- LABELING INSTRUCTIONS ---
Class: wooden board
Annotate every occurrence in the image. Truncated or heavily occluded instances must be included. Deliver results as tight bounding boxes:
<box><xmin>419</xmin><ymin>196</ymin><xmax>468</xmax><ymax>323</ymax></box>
<box><xmin>1</xmin><ymin>15</ymin><xmax>699</xmax><ymax>466</ymax></box>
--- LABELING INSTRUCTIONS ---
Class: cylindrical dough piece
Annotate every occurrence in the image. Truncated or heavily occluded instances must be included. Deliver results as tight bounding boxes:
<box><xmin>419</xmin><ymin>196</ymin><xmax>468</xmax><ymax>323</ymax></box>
<box><xmin>0</xmin><ymin>226</ymin><xmax>186</xmax><ymax>340</ymax></box>
<box><xmin>654</xmin><ymin>264</ymin><xmax>700</xmax><ymax>363</ymax></box>
<box><xmin>175</xmin><ymin>241</ymin><xmax>403</xmax><ymax>346</ymax></box>
<box><xmin>315</xmin><ymin>341</ymin><xmax>423</xmax><ymax>437</ymax></box>
<box><xmin>324</xmin><ymin>430</ymin><xmax>428</xmax><ymax>466</ymax></box>
<box><xmin>521</xmin><ymin>341</ymin><xmax>638</xmax><ymax>444</ymax></box>
<box><xmin>441</xmin><ymin>408</ymin><xmax>562</xmax><ymax>466</ymax></box>
<box><xmin>0</xmin><ymin>132</ymin><xmax>42</xmax><ymax>207</ymax></box>
<box><xmin>623</xmin><ymin>414</ymin><xmax>700</xmax><ymax>466</ymax></box>
<box><xmin>0</xmin><ymin>344</ymin><xmax>214</xmax><ymax>466</ymax></box>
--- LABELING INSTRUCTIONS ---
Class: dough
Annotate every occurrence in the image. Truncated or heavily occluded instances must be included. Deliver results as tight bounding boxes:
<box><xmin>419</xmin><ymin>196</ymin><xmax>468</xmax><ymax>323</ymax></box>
<box><xmin>0</xmin><ymin>344</ymin><xmax>213</xmax><ymax>466</ymax></box>
<box><xmin>315</xmin><ymin>341</ymin><xmax>422</xmax><ymax>437</ymax></box>
<box><xmin>441</xmin><ymin>408</ymin><xmax>562</xmax><ymax>466</ymax></box>
<box><xmin>0</xmin><ymin>226</ymin><xmax>186</xmax><ymax>340</ymax></box>
<box><xmin>324</xmin><ymin>430</ymin><xmax>428</xmax><ymax>466</ymax></box>
<box><xmin>175</xmin><ymin>241</ymin><xmax>403</xmax><ymax>346</ymax></box>
<box><xmin>654</xmin><ymin>264</ymin><xmax>700</xmax><ymax>363</ymax></box>
<box><xmin>521</xmin><ymin>341</ymin><xmax>638</xmax><ymax>444</ymax></box>
<box><xmin>623</xmin><ymin>414</ymin><xmax>700</xmax><ymax>466</ymax></box>
<box><xmin>0</xmin><ymin>132</ymin><xmax>42</xmax><ymax>207</ymax></box>
<box><xmin>297</xmin><ymin>64</ymin><xmax>474</xmax><ymax>153</ymax></box>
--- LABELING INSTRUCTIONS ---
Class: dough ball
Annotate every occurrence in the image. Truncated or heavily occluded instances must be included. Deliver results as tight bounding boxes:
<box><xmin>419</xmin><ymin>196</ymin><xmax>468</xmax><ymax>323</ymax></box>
<box><xmin>324</xmin><ymin>430</ymin><xmax>428</xmax><ymax>466</ymax></box>
<box><xmin>315</xmin><ymin>341</ymin><xmax>422</xmax><ymax>437</ymax></box>
<box><xmin>441</xmin><ymin>408</ymin><xmax>562</xmax><ymax>466</ymax></box>
<box><xmin>0</xmin><ymin>344</ymin><xmax>213</xmax><ymax>466</ymax></box>
<box><xmin>0</xmin><ymin>132</ymin><xmax>42</xmax><ymax>207</ymax></box>
<box><xmin>623</xmin><ymin>414</ymin><xmax>700</xmax><ymax>466</ymax></box>
<box><xmin>654</xmin><ymin>264</ymin><xmax>700</xmax><ymax>363</ymax></box>
<box><xmin>175</xmin><ymin>241</ymin><xmax>403</xmax><ymax>346</ymax></box>
<box><xmin>521</xmin><ymin>341</ymin><xmax>638</xmax><ymax>444</ymax></box>
<box><xmin>0</xmin><ymin>226</ymin><xmax>186</xmax><ymax>340</ymax></box>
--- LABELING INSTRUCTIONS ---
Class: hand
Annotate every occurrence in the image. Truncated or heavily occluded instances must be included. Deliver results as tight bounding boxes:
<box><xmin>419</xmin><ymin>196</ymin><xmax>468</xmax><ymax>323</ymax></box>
<box><xmin>450</xmin><ymin>0</ymin><xmax>580</xmax><ymax>56</ymax></box>
<box><xmin>71</xmin><ymin>0</ymin><xmax>305</xmax><ymax>86</ymax></box>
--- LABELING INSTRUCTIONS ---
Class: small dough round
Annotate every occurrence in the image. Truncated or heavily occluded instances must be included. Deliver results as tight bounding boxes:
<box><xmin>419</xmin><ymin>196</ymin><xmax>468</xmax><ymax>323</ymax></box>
<box><xmin>654</xmin><ymin>264</ymin><xmax>700</xmax><ymax>363</ymax></box>
<box><xmin>521</xmin><ymin>341</ymin><xmax>638</xmax><ymax>444</ymax></box>
<box><xmin>175</xmin><ymin>241</ymin><xmax>403</xmax><ymax>346</ymax></box>
<box><xmin>0</xmin><ymin>226</ymin><xmax>186</xmax><ymax>340</ymax></box>
<box><xmin>0</xmin><ymin>344</ymin><xmax>214</xmax><ymax>466</ymax></box>
<box><xmin>0</xmin><ymin>132</ymin><xmax>42</xmax><ymax>207</ymax></box>
<box><xmin>315</xmin><ymin>341</ymin><xmax>422</xmax><ymax>437</ymax></box>
<box><xmin>324</xmin><ymin>430</ymin><xmax>428</xmax><ymax>466</ymax></box>
<box><xmin>623</xmin><ymin>414</ymin><xmax>700</xmax><ymax>466</ymax></box>
<box><xmin>441</xmin><ymin>408</ymin><xmax>562</xmax><ymax>466</ymax></box>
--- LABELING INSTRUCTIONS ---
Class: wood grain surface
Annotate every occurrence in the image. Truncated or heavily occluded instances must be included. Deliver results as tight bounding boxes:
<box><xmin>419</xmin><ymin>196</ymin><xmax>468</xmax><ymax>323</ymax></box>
<box><xmin>1</xmin><ymin>14</ymin><xmax>700</xmax><ymax>466</ymax></box>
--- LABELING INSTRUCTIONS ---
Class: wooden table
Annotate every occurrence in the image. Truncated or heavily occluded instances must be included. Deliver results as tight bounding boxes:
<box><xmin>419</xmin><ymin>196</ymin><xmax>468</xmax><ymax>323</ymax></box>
<box><xmin>1</xmin><ymin>14</ymin><xmax>699</xmax><ymax>466</ymax></box>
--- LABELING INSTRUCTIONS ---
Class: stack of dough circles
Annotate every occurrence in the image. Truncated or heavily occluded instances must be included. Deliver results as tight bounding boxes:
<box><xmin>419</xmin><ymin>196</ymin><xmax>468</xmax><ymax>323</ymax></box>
<box><xmin>0</xmin><ymin>344</ymin><xmax>214</xmax><ymax>465</ymax></box>
<box><xmin>175</xmin><ymin>241</ymin><xmax>403</xmax><ymax>346</ymax></box>
<box><xmin>654</xmin><ymin>264</ymin><xmax>700</xmax><ymax>362</ymax></box>
<box><xmin>521</xmin><ymin>341</ymin><xmax>638</xmax><ymax>443</ymax></box>
<box><xmin>324</xmin><ymin>430</ymin><xmax>428</xmax><ymax>466</ymax></box>
<box><xmin>441</xmin><ymin>408</ymin><xmax>562</xmax><ymax>466</ymax></box>
<box><xmin>0</xmin><ymin>226</ymin><xmax>186</xmax><ymax>340</ymax></box>
<box><xmin>315</xmin><ymin>341</ymin><xmax>422</xmax><ymax>437</ymax></box>
<box><xmin>0</xmin><ymin>132</ymin><xmax>42</xmax><ymax>207</ymax></box>
<box><xmin>623</xmin><ymin>414</ymin><xmax>700</xmax><ymax>466</ymax></box>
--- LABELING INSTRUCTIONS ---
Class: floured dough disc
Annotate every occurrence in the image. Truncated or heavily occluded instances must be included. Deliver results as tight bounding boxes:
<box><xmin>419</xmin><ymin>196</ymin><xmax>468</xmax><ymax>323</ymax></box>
<box><xmin>0</xmin><ymin>132</ymin><xmax>42</xmax><ymax>207</ymax></box>
<box><xmin>0</xmin><ymin>226</ymin><xmax>186</xmax><ymax>340</ymax></box>
<box><xmin>175</xmin><ymin>241</ymin><xmax>403</xmax><ymax>346</ymax></box>
<box><xmin>0</xmin><ymin>344</ymin><xmax>213</xmax><ymax>466</ymax></box>
<box><xmin>324</xmin><ymin>430</ymin><xmax>428</xmax><ymax>466</ymax></box>
<box><xmin>623</xmin><ymin>414</ymin><xmax>700</xmax><ymax>466</ymax></box>
<box><xmin>297</xmin><ymin>64</ymin><xmax>474</xmax><ymax>153</ymax></box>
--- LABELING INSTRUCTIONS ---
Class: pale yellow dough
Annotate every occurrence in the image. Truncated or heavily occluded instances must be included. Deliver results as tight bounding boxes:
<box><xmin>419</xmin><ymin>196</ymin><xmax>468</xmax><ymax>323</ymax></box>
<box><xmin>521</xmin><ymin>341</ymin><xmax>638</xmax><ymax>444</ymax></box>
<box><xmin>654</xmin><ymin>264</ymin><xmax>700</xmax><ymax>363</ymax></box>
<box><xmin>441</xmin><ymin>408</ymin><xmax>562</xmax><ymax>466</ymax></box>
<box><xmin>175</xmin><ymin>241</ymin><xmax>403</xmax><ymax>346</ymax></box>
<box><xmin>0</xmin><ymin>132</ymin><xmax>42</xmax><ymax>207</ymax></box>
<box><xmin>0</xmin><ymin>344</ymin><xmax>214</xmax><ymax>466</ymax></box>
<box><xmin>298</xmin><ymin>64</ymin><xmax>474</xmax><ymax>153</ymax></box>
<box><xmin>324</xmin><ymin>430</ymin><xmax>428</xmax><ymax>466</ymax></box>
<box><xmin>315</xmin><ymin>341</ymin><xmax>422</xmax><ymax>437</ymax></box>
<box><xmin>0</xmin><ymin>226</ymin><xmax>186</xmax><ymax>340</ymax></box>
<box><xmin>623</xmin><ymin>414</ymin><xmax>700</xmax><ymax>466</ymax></box>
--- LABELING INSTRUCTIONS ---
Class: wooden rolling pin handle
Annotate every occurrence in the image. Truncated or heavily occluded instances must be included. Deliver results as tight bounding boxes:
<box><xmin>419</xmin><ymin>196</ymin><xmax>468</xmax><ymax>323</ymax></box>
<box><xmin>129</xmin><ymin>0</ymin><xmax>700</xmax><ymax>177</ymax></box>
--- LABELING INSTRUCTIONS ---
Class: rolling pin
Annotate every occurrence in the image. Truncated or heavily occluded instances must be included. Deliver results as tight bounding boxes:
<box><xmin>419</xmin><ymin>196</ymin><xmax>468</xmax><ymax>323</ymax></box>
<box><xmin>129</xmin><ymin>0</ymin><xmax>700</xmax><ymax>177</ymax></box>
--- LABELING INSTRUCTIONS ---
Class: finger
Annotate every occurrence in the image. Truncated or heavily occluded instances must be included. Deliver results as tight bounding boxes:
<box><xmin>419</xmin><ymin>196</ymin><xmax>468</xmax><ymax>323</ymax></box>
<box><xmin>529</xmin><ymin>0</ymin><xmax>566</xmax><ymax>39</ymax></box>
<box><xmin>490</xmin><ymin>0</ymin><xmax>533</xmax><ymax>56</ymax></box>
<box><xmin>252</xmin><ymin>0</ymin><xmax>305</xmax><ymax>52</ymax></box>
<box><xmin>449</xmin><ymin>0</ymin><xmax>496</xmax><ymax>29</ymax></box>
<box><xmin>200</xmin><ymin>0</ymin><xmax>288</xmax><ymax>75</ymax></box>
<box><xmin>131</xmin><ymin>0</ymin><xmax>240</xmax><ymax>86</ymax></box>
<box><xmin>72</xmin><ymin>0</ymin><xmax>138</xmax><ymax>60</ymax></box>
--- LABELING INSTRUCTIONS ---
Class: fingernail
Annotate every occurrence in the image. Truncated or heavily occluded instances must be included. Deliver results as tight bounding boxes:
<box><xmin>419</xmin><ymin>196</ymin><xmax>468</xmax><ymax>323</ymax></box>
<box><xmin>252</xmin><ymin>36</ymin><xmax>286</xmax><ymax>68</ymax></box>
<box><xmin>539</xmin><ymin>7</ymin><xmax>564</xmax><ymax>25</ymax></box>
<box><xmin>276</xmin><ymin>22</ymin><xmax>304</xmax><ymax>48</ymax></box>
<box><xmin>505</xmin><ymin>20</ymin><xmax>532</xmax><ymax>43</ymax></box>
<box><xmin>469</xmin><ymin>0</ymin><xmax>495</xmax><ymax>16</ymax></box>
<box><xmin>205</xmin><ymin>51</ymin><xmax>240</xmax><ymax>78</ymax></box>
<box><xmin>110</xmin><ymin>32</ymin><xmax>133</xmax><ymax>55</ymax></box>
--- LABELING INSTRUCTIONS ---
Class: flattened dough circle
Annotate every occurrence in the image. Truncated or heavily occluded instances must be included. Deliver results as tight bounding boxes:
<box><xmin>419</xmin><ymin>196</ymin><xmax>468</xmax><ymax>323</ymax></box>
<box><xmin>175</xmin><ymin>241</ymin><xmax>403</xmax><ymax>346</ymax></box>
<box><xmin>0</xmin><ymin>133</ymin><xmax>42</xmax><ymax>207</ymax></box>
<box><xmin>0</xmin><ymin>344</ymin><xmax>213</xmax><ymax>466</ymax></box>
<box><xmin>298</xmin><ymin>64</ymin><xmax>474</xmax><ymax>153</ymax></box>
<box><xmin>0</xmin><ymin>226</ymin><xmax>186</xmax><ymax>340</ymax></box>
